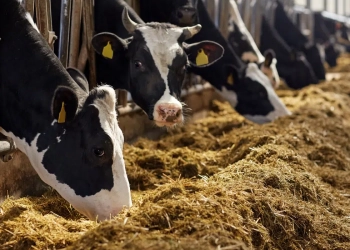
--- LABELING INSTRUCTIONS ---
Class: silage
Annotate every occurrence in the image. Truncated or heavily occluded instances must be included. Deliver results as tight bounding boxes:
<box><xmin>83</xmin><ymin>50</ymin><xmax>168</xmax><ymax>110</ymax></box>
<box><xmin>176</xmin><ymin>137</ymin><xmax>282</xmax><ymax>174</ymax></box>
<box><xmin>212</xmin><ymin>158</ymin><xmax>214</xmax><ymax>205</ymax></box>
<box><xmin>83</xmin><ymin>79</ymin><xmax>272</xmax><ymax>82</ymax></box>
<box><xmin>1</xmin><ymin>56</ymin><xmax>350</xmax><ymax>249</ymax></box>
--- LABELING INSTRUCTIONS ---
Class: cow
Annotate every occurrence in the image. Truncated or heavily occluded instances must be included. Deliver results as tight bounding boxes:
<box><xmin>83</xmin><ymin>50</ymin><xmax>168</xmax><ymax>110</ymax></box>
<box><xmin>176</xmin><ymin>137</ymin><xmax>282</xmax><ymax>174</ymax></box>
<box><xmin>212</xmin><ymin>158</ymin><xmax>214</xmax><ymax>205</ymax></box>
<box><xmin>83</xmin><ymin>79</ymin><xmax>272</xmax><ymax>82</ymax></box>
<box><xmin>140</xmin><ymin>0</ymin><xmax>291</xmax><ymax>124</ymax></box>
<box><xmin>140</xmin><ymin>0</ymin><xmax>281</xmax><ymax>89</ymax></box>
<box><xmin>260</xmin><ymin>16</ymin><xmax>318</xmax><ymax>89</ymax></box>
<box><xmin>0</xmin><ymin>0</ymin><xmax>131</xmax><ymax>221</ymax></box>
<box><xmin>226</xmin><ymin>0</ymin><xmax>280</xmax><ymax>89</ymax></box>
<box><xmin>272</xmin><ymin>0</ymin><xmax>325</xmax><ymax>82</ymax></box>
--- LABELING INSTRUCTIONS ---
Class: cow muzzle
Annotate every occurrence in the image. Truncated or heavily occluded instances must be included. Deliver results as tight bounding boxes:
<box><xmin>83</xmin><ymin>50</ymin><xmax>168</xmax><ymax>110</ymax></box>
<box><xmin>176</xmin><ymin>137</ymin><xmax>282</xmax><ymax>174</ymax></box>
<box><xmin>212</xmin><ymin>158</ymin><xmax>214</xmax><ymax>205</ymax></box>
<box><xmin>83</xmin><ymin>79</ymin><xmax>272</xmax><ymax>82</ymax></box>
<box><xmin>153</xmin><ymin>103</ymin><xmax>183</xmax><ymax>127</ymax></box>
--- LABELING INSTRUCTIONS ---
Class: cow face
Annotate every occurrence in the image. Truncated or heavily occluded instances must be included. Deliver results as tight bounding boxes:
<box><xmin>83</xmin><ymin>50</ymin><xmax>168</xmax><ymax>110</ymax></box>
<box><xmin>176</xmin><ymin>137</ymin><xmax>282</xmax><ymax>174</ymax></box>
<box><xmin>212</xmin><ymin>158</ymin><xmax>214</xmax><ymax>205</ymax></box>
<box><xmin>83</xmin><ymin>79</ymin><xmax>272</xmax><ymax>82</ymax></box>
<box><xmin>92</xmin><ymin>9</ymin><xmax>223</xmax><ymax>127</ymax></box>
<box><xmin>218</xmin><ymin>63</ymin><xmax>291</xmax><ymax>124</ymax></box>
<box><xmin>277</xmin><ymin>50</ymin><xmax>318</xmax><ymax>89</ymax></box>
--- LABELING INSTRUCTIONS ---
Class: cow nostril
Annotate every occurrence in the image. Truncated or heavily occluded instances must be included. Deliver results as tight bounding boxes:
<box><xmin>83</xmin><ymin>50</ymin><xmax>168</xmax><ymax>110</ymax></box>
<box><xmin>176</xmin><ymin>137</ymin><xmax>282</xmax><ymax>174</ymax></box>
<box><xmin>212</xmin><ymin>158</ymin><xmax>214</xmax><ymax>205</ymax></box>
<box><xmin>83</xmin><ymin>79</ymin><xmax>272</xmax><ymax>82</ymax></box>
<box><xmin>176</xmin><ymin>109</ymin><xmax>182</xmax><ymax>118</ymax></box>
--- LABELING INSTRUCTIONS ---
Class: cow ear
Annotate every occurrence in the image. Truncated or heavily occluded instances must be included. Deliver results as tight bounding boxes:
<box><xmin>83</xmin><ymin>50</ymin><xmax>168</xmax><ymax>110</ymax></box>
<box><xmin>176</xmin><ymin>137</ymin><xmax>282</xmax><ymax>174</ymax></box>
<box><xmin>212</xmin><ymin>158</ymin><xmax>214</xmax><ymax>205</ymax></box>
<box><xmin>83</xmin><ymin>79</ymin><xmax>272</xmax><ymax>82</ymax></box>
<box><xmin>263</xmin><ymin>49</ymin><xmax>276</xmax><ymax>67</ymax></box>
<box><xmin>183</xmin><ymin>40</ymin><xmax>224</xmax><ymax>67</ymax></box>
<box><xmin>52</xmin><ymin>86</ymin><xmax>79</xmax><ymax>124</ymax></box>
<box><xmin>67</xmin><ymin>67</ymin><xmax>89</xmax><ymax>93</ymax></box>
<box><xmin>92</xmin><ymin>32</ymin><xmax>129</xmax><ymax>60</ymax></box>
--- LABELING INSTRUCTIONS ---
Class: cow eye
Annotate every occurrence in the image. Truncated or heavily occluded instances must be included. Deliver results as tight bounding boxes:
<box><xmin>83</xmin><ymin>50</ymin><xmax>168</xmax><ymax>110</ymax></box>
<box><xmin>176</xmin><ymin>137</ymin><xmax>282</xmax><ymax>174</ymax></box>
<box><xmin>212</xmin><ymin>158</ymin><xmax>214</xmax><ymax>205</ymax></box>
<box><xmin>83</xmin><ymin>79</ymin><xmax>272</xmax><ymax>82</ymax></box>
<box><xmin>93</xmin><ymin>148</ymin><xmax>105</xmax><ymax>157</ymax></box>
<box><xmin>134</xmin><ymin>61</ymin><xmax>142</xmax><ymax>68</ymax></box>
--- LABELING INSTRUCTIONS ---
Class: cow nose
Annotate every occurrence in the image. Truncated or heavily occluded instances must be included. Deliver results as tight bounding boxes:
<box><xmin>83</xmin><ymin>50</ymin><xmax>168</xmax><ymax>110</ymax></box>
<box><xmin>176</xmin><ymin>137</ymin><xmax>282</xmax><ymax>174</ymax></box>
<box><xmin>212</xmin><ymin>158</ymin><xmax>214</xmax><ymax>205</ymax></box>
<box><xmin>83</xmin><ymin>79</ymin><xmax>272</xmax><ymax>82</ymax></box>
<box><xmin>176</xmin><ymin>7</ymin><xmax>197</xmax><ymax>25</ymax></box>
<box><xmin>158</xmin><ymin>104</ymin><xmax>182</xmax><ymax>123</ymax></box>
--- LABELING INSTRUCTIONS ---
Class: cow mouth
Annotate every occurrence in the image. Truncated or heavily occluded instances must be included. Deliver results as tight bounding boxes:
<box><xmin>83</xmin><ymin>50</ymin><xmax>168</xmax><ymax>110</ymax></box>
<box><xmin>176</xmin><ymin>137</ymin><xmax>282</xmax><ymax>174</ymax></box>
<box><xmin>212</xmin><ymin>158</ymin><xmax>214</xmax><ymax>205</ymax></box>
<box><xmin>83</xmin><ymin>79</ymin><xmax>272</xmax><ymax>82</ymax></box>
<box><xmin>154</xmin><ymin>120</ymin><xmax>181</xmax><ymax>127</ymax></box>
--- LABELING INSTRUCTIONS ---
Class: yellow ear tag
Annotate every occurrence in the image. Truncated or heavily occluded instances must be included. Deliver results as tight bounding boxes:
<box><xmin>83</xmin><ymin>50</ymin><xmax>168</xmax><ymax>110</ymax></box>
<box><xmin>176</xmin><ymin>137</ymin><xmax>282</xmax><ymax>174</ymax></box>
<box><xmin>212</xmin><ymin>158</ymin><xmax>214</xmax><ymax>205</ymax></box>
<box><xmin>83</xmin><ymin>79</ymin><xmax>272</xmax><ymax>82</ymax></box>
<box><xmin>58</xmin><ymin>102</ymin><xmax>66</xmax><ymax>124</ymax></box>
<box><xmin>196</xmin><ymin>49</ymin><xmax>209</xmax><ymax>66</ymax></box>
<box><xmin>227</xmin><ymin>74</ymin><xmax>234</xmax><ymax>85</ymax></box>
<box><xmin>102</xmin><ymin>41</ymin><xmax>113</xmax><ymax>59</ymax></box>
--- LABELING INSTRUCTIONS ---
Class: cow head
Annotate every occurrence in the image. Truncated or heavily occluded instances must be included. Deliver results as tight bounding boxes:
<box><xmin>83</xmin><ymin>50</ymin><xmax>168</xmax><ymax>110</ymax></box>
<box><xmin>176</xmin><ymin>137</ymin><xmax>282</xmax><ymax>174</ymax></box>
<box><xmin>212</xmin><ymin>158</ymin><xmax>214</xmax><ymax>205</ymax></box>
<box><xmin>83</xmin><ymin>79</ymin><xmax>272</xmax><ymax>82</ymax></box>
<box><xmin>217</xmin><ymin>63</ymin><xmax>291</xmax><ymax>124</ymax></box>
<box><xmin>92</xmin><ymin>8</ymin><xmax>223</xmax><ymax>127</ymax></box>
<box><xmin>276</xmin><ymin>50</ymin><xmax>319</xmax><ymax>89</ymax></box>
<box><xmin>228</xmin><ymin>23</ymin><xmax>280</xmax><ymax>89</ymax></box>
<box><xmin>3</xmin><ymin>68</ymin><xmax>132</xmax><ymax>221</ymax></box>
<box><xmin>170</xmin><ymin>0</ymin><xmax>199</xmax><ymax>26</ymax></box>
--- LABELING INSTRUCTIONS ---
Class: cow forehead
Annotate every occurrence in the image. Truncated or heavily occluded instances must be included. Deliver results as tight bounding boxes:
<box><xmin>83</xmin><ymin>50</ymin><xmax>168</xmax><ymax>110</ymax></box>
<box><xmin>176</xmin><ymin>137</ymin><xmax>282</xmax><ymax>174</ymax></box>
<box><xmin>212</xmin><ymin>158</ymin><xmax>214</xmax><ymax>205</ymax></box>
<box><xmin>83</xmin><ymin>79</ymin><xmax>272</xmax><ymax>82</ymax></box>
<box><xmin>89</xmin><ymin>86</ymin><xmax>120</xmax><ymax>153</ymax></box>
<box><xmin>138</xmin><ymin>26</ymin><xmax>185</xmax><ymax>84</ymax></box>
<box><xmin>138</xmin><ymin>26</ymin><xmax>184</xmax><ymax>60</ymax></box>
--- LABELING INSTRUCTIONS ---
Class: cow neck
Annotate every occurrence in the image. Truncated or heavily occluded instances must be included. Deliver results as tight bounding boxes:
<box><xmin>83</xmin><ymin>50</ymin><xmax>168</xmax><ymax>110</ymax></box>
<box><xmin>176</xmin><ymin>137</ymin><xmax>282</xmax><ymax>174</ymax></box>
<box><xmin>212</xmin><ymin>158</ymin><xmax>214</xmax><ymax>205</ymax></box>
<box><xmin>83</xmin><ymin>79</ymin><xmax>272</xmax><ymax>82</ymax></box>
<box><xmin>0</xmin><ymin>0</ymin><xmax>86</xmax><ymax>145</ymax></box>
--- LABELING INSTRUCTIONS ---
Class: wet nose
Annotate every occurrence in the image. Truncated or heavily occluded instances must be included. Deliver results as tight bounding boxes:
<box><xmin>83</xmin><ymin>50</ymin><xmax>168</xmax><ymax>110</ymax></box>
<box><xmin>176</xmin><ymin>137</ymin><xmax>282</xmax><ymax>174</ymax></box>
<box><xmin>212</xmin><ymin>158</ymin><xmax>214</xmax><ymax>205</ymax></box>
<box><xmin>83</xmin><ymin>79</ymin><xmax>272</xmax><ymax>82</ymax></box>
<box><xmin>176</xmin><ymin>7</ymin><xmax>197</xmax><ymax>25</ymax></box>
<box><xmin>157</xmin><ymin>104</ymin><xmax>182</xmax><ymax>123</ymax></box>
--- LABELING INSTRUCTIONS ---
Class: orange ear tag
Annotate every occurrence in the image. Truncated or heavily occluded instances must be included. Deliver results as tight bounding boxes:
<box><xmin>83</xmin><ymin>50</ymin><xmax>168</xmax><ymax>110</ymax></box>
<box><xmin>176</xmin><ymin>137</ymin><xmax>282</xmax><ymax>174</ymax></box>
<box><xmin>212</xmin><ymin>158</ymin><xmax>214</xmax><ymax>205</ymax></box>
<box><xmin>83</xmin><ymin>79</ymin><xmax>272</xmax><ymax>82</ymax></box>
<box><xmin>196</xmin><ymin>49</ymin><xmax>209</xmax><ymax>66</ymax></box>
<box><xmin>58</xmin><ymin>102</ymin><xmax>66</xmax><ymax>123</ymax></box>
<box><xmin>227</xmin><ymin>74</ymin><xmax>234</xmax><ymax>85</ymax></box>
<box><xmin>102</xmin><ymin>41</ymin><xmax>114</xmax><ymax>59</ymax></box>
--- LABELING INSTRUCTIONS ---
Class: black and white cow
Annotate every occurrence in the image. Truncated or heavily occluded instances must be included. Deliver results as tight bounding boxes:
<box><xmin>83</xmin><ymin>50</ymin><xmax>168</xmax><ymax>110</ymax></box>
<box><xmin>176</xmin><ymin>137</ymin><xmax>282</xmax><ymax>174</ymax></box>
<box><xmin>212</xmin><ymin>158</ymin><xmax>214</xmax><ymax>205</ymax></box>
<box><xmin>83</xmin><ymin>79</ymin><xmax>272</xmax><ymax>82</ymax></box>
<box><xmin>226</xmin><ymin>0</ymin><xmax>280</xmax><ymax>89</ymax></box>
<box><xmin>0</xmin><ymin>0</ymin><xmax>131</xmax><ymax>221</ymax></box>
<box><xmin>140</xmin><ymin>0</ymin><xmax>281</xmax><ymax>89</ymax></box>
<box><xmin>260</xmin><ymin>16</ymin><xmax>318</xmax><ymax>89</ymax></box>
<box><xmin>51</xmin><ymin>0</ymin><xmax>223</xmax><ymax>128</ymax></box>
<box><xmin>140</xmin><ymin>0</ymin><xmax>291</xmax><ymax>123</ymax></box>
<box><xmin>273</xmin><ymin>0</ymin><xmax>325</xmax><ymax>81</ymax></box>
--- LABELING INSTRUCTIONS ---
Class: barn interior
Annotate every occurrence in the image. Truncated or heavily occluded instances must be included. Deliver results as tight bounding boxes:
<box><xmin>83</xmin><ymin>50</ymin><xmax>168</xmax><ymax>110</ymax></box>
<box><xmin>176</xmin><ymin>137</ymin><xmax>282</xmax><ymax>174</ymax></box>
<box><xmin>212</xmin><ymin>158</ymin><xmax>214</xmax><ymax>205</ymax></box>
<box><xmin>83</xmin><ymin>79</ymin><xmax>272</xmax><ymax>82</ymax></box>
<box><xmin>1</xmin><ymin>0</ymin><xmax>350</xmax><ymax>249</ymax></box>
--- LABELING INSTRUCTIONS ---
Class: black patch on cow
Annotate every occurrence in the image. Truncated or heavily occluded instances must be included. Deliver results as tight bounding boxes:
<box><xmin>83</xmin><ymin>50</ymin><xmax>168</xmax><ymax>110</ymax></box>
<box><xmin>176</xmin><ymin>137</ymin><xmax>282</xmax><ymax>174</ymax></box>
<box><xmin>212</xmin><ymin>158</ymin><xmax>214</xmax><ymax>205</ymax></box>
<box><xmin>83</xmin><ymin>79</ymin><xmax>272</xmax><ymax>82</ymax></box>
<box><xmin>40</xmin><ymin>100</ymin><xmax>114</xmax><ymax>197</ymax></box>
<box><xmin>228</xmin><ymin>22</ymin><xmax>256</xmax><ymax>62</ymax></box>
<box><xmin>224</xmin><ymin>66</ymin><xmax>275</xmax><ymax>116</ymax></box>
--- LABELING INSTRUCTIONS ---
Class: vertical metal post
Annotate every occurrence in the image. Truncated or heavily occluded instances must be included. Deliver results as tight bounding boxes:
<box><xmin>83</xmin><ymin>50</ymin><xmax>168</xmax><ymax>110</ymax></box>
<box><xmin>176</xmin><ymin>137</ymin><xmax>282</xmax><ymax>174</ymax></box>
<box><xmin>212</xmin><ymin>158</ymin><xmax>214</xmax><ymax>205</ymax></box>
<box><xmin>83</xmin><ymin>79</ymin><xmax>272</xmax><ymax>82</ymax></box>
<box><xmin>206</xmin><ymin>0</ymin><xmax>216</xmax><ymax>22</ymax></box>
<box><xmin>58</xmin><ymin>0</ymin><xmax>72</xmax><ymax>67</ymax></box>
<box><xmin>68</xmin><ymin>0</ymin><xmax>82</xmax><ymax>68</ymax></box>
<box><xmin>306</xmin><ymin>0</ymin><xmax>311</xmax><ymax>9</ymax></box>
<box><xmin>83</xmin><ymin>0</ymin><xmax>97</xmax><ymax>89</ymax></box>
<box><xmin>24</xmin><ymin>0</ymin><xmax>35</xmax><ymax>18</ymax></box>
<box><xmin>219</xmin><ymin>0</ymin><xmax>230</xmax><ymax>39</ymax></box>
<box><xmin>335</xmin><ymin>0</ymin><xmax>339</xmax><ymax>14</ymax></box>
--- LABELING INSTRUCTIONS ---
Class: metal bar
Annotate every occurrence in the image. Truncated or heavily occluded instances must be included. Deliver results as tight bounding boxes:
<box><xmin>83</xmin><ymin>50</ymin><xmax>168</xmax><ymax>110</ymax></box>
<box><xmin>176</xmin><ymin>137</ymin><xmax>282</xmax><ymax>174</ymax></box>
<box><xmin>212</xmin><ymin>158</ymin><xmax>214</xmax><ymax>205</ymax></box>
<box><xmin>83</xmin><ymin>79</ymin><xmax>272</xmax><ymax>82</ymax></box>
<box><xmin>58</xmin><ymin>0</ymin><xmax>72</xmax><ymax>67</ymax></box>
<box><xmin>68</xmin><ymin>0</ymin><xmax>82</xmax><ymax>68</ymax></box>
<box><xmin>205</xmin><ymin>0</ymin><xmax>216</xmax><ymax>22</ymax></box>
<box><xmin>324</xmin><ymin>0</ymin><xmax>328</xmax><ymax>11</ymax></box>
<box><xmin>219</xmin><ymin>0</ymin><xmax>230</xmax><ymax>39</ymax></box>
<box><xmin>336</xmin><ymin>0</ymin><xmax>339</xmax><ymax>14</ymax></box>
<box><xmin>24</xmin><ymin>0</ymin><xmax>35</xmax><ymax>19</ymax></box>
<box><xmin>83</xmin><ymin>0</ymin><xmax>97</xmax><ymax>89</ymax></box>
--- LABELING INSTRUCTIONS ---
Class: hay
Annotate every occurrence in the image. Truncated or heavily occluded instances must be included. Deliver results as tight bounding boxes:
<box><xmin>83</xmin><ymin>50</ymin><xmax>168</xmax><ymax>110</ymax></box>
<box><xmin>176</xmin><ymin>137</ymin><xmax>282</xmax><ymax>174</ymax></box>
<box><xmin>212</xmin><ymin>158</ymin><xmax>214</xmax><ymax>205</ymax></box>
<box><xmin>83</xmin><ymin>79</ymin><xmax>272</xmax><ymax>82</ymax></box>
<box><xmin>2</xmin><ymin>57</ymin><xmax>350</xmax><ymax>249</ymax></box>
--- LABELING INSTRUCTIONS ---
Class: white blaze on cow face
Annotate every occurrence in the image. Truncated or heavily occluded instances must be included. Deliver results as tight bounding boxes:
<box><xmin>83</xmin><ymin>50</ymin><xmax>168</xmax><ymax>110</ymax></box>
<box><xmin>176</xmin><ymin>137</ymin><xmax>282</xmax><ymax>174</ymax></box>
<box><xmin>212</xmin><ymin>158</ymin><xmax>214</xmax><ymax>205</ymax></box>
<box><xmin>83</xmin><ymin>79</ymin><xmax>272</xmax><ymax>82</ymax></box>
<box><xmin>1</xmin><ymin>86</ymin><xmax>132</xmax><ymax>221</ymax></box>
<box><xmin>245</xmin><ymin>63</ymin><xmax>291</xmax><ymax>123</ymax></box>
<box><xmin>139</xmin><ymin>26</ymin><xmax>184</xmax><ymax>127</ymax></box>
